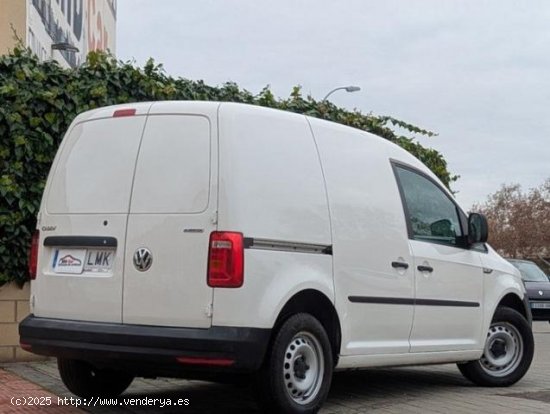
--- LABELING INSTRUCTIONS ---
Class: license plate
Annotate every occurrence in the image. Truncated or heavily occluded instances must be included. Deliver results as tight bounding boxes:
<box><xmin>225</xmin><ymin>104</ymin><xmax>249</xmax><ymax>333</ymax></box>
<box><xmin>53</xmin><ymin>249</ymin><xmax>115</xmax><ymax>274</ymax></box>
<box><xmin>530</xmin><ymin>302</ymin><xmax>550</xmax><ymax>309</ymax></box>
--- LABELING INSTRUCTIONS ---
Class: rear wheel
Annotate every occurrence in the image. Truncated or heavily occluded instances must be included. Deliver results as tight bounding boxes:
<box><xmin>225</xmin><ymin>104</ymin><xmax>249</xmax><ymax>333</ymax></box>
<box><xmin>58</xmin><ymin>358</ymin><xmax>134</xmax><ymax>398</ymax></box>
<box><xmin>257</xmin><ymin>313</ymin><xmax>333</xmax><ymax>414</ymax></box>
<box><xmin>457</xmin><ymin>307</ymin><xmax>534</xmax><ymax>386</ymax></box>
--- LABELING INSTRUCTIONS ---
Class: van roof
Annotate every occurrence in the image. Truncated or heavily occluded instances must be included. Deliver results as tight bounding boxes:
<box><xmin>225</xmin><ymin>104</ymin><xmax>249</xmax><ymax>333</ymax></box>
<box><xmin>72</xmin><ymin>100</ymin><xmax>427</xmax><ymax>180</ymax></box>
<box><xmin>75</xmin><ymin>100</ymin><xmax>390</xmax><ymax>143</ymax></box>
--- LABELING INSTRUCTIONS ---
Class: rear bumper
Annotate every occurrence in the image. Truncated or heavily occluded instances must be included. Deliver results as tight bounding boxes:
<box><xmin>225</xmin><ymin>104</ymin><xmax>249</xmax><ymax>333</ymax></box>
<box><xmin>19</xmin><ymin>315</ymin><xmax>271</xmax><ymax>376</ymax></box>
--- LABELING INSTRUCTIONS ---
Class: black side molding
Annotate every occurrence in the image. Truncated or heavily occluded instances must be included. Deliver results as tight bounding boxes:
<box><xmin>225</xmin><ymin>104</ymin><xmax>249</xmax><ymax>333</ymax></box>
<box><xmin>349</xmin><ymin>296</ymin><xmax>414</xmax><ymax>305</ymax></box>
<box><xmin>44</xmin><ymin>236</ymin><xmax>117</xmax><ymax>248</ymax></box>
<box><xmin>415</xmin><ymin>298</ymin><xmax>479</xmax><ymax>307</ymax></box>
<box><xmin>349</xmin><ymin>296</ymin><xmax>480</xmax><ymax>307</ymax></box>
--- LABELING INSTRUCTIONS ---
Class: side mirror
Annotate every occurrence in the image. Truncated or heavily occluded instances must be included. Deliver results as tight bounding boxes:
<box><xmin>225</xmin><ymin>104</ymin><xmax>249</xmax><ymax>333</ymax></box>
<box><xmin>468</xmin><ymin>213</ymin><xmax>489</xmax><ymax>245</ymax></box>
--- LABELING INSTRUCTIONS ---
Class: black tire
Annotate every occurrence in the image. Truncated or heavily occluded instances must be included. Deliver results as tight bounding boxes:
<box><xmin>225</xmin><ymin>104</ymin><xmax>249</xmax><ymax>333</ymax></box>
<box><xmin>58</xmin><ymin>358</ymin><xmax>134</xmax><ymax>398</ymax></box>
<box><xmin>457</xmin><ymin>307</ymin><xmax>534</xmax><ymax>387</ymax></box>
<box><xmin>256</xmin><ymin>313</ymin><xmax>333</xmax><ymax>414</ymax></box>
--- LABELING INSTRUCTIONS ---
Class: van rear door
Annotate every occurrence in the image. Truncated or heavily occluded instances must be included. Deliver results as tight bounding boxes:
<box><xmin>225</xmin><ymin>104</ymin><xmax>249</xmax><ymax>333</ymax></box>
<box><xmin>122</xmin><ymin>102</ymin><xmax>218</xmax><ymax>328</ymax></box>
<box><xmin>33</xmin><ymin>104</ymin><xmax>152</xmax><ymax>323</ymax></box>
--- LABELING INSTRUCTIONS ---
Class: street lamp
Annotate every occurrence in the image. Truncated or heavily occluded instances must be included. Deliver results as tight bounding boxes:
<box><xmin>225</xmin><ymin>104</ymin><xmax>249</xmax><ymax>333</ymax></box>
<box><xmin>322</xmin><ymin>85</ymin><xmax>361</xmax><ymax>102</ymax></box>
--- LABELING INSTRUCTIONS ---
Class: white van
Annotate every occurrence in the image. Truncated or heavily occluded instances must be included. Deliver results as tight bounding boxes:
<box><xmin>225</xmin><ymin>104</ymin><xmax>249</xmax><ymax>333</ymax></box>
<box><xmin>21</xmin><ymin>102</ymin><xmax>533</xmax><ymax>414</ymax></box>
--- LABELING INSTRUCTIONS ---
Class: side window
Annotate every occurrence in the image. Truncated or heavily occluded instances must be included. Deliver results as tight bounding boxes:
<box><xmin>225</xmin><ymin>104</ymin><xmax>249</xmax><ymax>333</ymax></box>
<box><xmin>395</xmin><ymin>165</ymin><xmax>463</xmax><ymax>246</ymax></box>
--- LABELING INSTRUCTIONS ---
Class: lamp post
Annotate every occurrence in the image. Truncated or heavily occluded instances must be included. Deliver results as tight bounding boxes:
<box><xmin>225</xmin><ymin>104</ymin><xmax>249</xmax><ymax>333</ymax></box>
<box><xmin>322</xmin><ymin>85</ymin><xmax>361</xmax><ymax>102</ymax></box>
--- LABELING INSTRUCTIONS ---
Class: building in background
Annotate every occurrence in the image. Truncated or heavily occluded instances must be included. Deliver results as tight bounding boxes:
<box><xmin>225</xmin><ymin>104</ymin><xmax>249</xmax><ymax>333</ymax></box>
<box><xmin>0</xmin><ymin>0</ymin><xmax>116</xmax><ymax>67</ymax></box>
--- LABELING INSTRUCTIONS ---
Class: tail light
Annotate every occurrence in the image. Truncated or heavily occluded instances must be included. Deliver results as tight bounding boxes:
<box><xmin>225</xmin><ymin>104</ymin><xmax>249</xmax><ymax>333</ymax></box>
<box><xmin>29</xmin><ymin>230</ymin><xmax>39</xmax><ymax>280</ymax></box>
<box><xmin>207</xmin><ymin>232</ymin><xmax>244</xmax><ymax>288</ymax></box>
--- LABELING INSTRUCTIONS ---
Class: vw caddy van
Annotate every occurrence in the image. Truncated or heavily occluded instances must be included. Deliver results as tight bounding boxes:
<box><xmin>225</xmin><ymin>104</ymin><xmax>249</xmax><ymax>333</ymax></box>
<box><xmin>20</xmin><ymin>102</ymin><xmax>534</xmax><ymax>413</ymax></box>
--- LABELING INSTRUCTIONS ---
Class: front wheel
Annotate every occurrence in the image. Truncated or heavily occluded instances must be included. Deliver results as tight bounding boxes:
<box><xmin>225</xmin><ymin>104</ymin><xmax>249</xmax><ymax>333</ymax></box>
<box><xmin>457</xmin><ymin>307</ymin><xmax>534</xmax><ymax>387</ymax></box>
<box><xmin>256</xmin><ymin>313</ymin><xmax>333</xmax><ymax>414</ymax></box>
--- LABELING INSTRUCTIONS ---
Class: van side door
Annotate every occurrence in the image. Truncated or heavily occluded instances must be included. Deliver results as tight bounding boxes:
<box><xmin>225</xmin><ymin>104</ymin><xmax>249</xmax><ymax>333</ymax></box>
<box><xmin>309</xmin><ymin>118</ymin><xmax>415</xmax><ymax>356</ymax></box>
<box><xmin>35</xmin><ymin>105</ymin><xmax>152</xmax><ymax>323</ymax></box>
<box><xmin>122</xmin><ymin>102</ymin><xmax>218</xmax><ymax>328</ymax></box>
<box><xmin>393</xmin><ymin>162</ymin><xmax>484</xmax><ymax>352</ymax></box>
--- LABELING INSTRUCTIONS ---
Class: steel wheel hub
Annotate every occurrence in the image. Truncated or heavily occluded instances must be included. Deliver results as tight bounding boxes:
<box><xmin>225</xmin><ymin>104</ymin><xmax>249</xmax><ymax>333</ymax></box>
<box><xmin>480</xmin><ymin>322</ymin><xmax>523</xmax><ymax>377</ymax></box>
<box><xmin>283</xmin><ymin>332</ymin><xmax>324</xmax><ymax>405</ymax></box>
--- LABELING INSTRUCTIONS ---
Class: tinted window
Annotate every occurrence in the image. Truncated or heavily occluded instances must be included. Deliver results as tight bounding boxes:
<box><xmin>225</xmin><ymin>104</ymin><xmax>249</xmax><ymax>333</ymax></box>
<box><xmin>396</xmin><ymin>166</ymin><xmax>463</xmax><ymax>245</ymax></box>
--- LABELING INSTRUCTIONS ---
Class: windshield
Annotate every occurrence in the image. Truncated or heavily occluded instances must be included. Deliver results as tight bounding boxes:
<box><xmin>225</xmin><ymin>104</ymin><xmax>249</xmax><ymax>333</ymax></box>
<box><xmin>509</xmin><ymin>260</ymin><xmax>549</xmax><ymax>282</ymax></box>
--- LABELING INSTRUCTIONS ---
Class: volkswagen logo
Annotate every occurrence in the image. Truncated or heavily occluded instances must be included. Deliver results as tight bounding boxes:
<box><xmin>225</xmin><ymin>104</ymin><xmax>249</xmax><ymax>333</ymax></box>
<box><xmin>133</xmin><ymin>247</ymin><xmax>152</xmax><ymax>272</ymax></box>
<box><xmin>539</xmin><ymin>290</ymin><xmax>544</xmax><ymax>296</ymax></box>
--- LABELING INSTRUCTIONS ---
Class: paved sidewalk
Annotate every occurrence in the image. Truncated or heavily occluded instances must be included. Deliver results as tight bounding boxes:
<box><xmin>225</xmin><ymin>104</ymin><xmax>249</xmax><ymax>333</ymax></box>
<box><xmin>0</xmin><ymin>368</ymin><xmax>80</xmax><ymax>413</ymax></box>
<box><xmin>2</xmin><ymin>322</ymin><xmax>550</xmax><ymax>413</ymax></box>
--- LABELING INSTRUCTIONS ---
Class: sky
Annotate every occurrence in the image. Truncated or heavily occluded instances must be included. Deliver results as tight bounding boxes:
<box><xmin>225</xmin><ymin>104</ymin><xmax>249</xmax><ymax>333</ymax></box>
<box><xmin>117</xmin><ymin>0</ymin><xmax>550</xmax><ymax>209</ymax></box>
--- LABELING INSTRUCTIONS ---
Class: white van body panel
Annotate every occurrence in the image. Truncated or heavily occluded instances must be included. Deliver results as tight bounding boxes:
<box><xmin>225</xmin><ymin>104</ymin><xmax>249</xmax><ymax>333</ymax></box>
<box><xmin>216</xmin><ymin>103</ymin><xmax>331</xmax><ymax>245</ymax></box>
<box><xmin>122</xmin><ymin>102</ymin><xmax>219</xmax><ymax>327</ymax></box>
<box><xmin>480</xmin><ymin>245</ymin><xmax>527</xmax><ymax>334</ymax></box>
<box><xmin>336</xmin><ymin>350</ymin><xmax>482</xmax><ymax>370</ymax></box>
<box><xmin>384</xmin><ymin>143</ymin><xmax>486</xmax><ymax>353</ymax></box>
<box><xmin>213</xmin><ymin>250</ymin><xmax>334</xmax><ymax>328</ymax></box>
<box><xmin>308</xmin><ymin>117</ymin><xmax>415</xmax><ymax>355</ymax></box>
<box><xmin>212</xmin><ymin>103</ymin><xmax>334</xmax><ymax>328</ymax></box>
<box><xmin>45</xmin><ymin>114</ymin><xmax>148</xmax><ymax>215</ymax></box>
<box><xmin>32</xmin><ymin>215</ymin><xmax>128</xmax><ymax>323</ymax></box>
<box><xmin>407</xmin><ymin>240</ymin><xmax>484</xmax><ymax>352</ymax></box>
<box><xmin>33</xmin><ymin>104</ymin><xmax>153</xmax><ymax>322</ymax></box>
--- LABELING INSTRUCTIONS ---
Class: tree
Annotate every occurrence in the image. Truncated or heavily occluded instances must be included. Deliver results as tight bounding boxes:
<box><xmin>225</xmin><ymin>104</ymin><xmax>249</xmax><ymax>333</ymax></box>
<box><xmin>474</xmin><ymin>179</ymin><xmax>550</xmax><ymax>261</ymax></box>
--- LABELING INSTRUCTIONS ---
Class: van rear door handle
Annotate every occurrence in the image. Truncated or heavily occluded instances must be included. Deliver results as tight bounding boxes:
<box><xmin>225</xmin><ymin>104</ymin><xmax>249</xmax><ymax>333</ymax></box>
<box><xmin>417</xmin><ymin>265</ymin><xmax>434</xmax><ymax>273</ymax></box>
<box><xmin>391</xmin><ymin>261</ymin><xmax>409</xmax><ymax>269</ymax></box>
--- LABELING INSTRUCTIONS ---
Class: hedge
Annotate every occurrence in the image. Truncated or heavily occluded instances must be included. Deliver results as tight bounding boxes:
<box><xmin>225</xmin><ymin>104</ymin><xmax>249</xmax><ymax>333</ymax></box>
<box><xmin>0</xmin><ymin>48</ymin><xmax>456</xmax><ymax>285</ymax></box>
